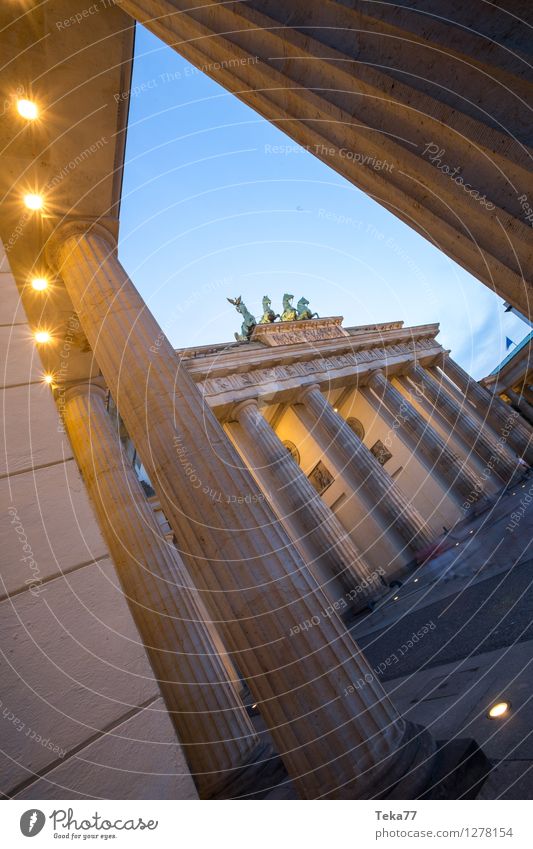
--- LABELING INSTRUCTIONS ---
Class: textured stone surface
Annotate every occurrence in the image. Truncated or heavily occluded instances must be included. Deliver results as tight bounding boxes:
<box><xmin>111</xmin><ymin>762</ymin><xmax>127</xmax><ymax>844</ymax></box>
<box><xmin>0</xmin><ymin>558</ymin><xmax>160</xmax><ymax>793</ymax></box>
<box><xmin>0</xmin><ymin>382</ymin><xmax>73</xmax><ymax>477</ymax></box>
<box><xmin>295</xmin><ymin>385</ymin><xmax>434</xmax><ymax>554</ymax></box>
<box><xmin>17</xmin><ymin>697</ymin><xmax>198</xmax><ymax>800</ymax></box>
<box><xmin>405</xmin><ymin>365</ymin><xmax>522</xmax><ymax>484</ymax></box>
<box><xmin>0</xmin><ymin>459</ymin><xmax>109</xmax><ymax>597</ymax></box>
<box><xmin>441</xmin><ymin>356</ymin><xmax>533</xmax><ymax>464</ymax></box>
<box><xmin>365</xmin><ymin>369</ymin><xmax>489</xmax><ymax>506</ymax></box>
<box><xmin>0</xmin><ymin>239</ymin><xmax>190</xmax><ymax>800</ymax></box>
<box><xmin>62</xmin><ymin>382</ymin><xmax>260</xmax><ymax>798</ymax></box>
<box><xmin>231</xmin><ymin>398</ymin><xmax>382</xmax><ymax>605</ymax></box>
<box><xmin>48</xmin><ymin>221</ymin><xmax>426</xmax><ymax>799</ymax></box>
<box><xmin>0</xmin><ymin>325</ymin><xmax>42</xmax><ymax>388</ymax></box>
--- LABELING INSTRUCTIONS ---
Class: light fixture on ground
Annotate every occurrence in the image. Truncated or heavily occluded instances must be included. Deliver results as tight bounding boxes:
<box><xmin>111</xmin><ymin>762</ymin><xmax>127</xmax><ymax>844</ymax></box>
<box><xmin>31</xmin><ymin>277</ymin><xmax>48</xmax><ymax>291</ymax></box>
<box><xmin>487</xmin><ymin>701</ymin><xmax>511</xmax><ymax>719</ymax></box>
<box><xmin>23</xmin><ymin>193</ymin><xmax>43</xmax><ymax>210</ymax></box>
<box><xmin>17</xmin><ymin>99</ymin><xmax>38</xmax><ymax>120</ymax></box>
<box><xmin>34</xmin><ymin>330</ymin><xmax>51</xmax><ymax>344</ymax></box>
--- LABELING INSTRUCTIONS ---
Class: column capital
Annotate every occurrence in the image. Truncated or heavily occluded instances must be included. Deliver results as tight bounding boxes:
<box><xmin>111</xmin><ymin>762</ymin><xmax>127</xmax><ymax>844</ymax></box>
<box><xmin>45</xmin><ymin>217</ymin><xmax>118</xmax><ymax>272</ymax></box>
<box><xmin>366</xmin><ymin>368</ymin><xmax>387</xmax><ymax>387</ymax></box>
<box><xmin>401</xmin><ymin>358</ymin><xmax>419</xmax><ymax>376</ymax></box>
<box><xmin>298</xmin><ymin>383</ymin><xmax>321</xmax><ymax>402</ymax></box>
<box><xmin>228</xmin><ymin>397</ymin><xmax>259</xmax><ymax>422</ymax></box>
<box><xmin>59</xmin><ymin>379</ymin><xmax>107</xmax><ymax>406</ymax></box>
<box><xmin>433</xmin><ymin>350</ymin><xmax>450</xmax><ymax>367</ymax></box>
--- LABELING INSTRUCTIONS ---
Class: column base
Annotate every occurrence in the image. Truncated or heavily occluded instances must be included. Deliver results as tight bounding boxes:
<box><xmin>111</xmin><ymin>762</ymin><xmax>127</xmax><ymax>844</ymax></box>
<box><xmin>206</xmin><ymin>741</ymin><xmax>292</xmax><ymax>799</ymax></box>
<box><xmin>383</xmin><ymin>726</ymin><xmax>490</xmax><ymax>800</ymax></box>
<box><xmin>333</xmin><ymin>722</ymin><xmax>489</xmax><ymax>799</ymax></box>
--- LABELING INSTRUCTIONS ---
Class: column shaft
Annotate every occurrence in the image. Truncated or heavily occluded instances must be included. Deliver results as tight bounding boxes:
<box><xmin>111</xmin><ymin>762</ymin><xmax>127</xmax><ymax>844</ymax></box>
<box><xmin>61</xmin><ymin>383</ymin><xmax>260</xmax><ymax>798</ymax></box>
<box><xmin>294</xmin><ymin>385</ymin><xmax>434</xmax><ymax>554</ymax></box>
<box><xmin>365</xmin><ymin>370</ymin><xmax>489</xmax><ymax>507</ymax></box>
<box><xmin>48</xmin><ymin>221</ymin><xmax>430</xmax><ymax>800</ymax></box>
<box><xmin>439</xmin><ymin>356</ymin><xmax>533</xmax><ymax>464</ymax></box>
<box><xmin>232</xmin><ymin>400</ymin><xmax>383</xmax><ymax>607</ymax></box>
<box><xmin>405</xmin><ymin>365</ymin><xmax>521</xmax><ymax>484</ymax></box>
<box><xmin>507</xmin><ymin>389</ymin><xmax>533</xmax><ymax>427</ymax></box>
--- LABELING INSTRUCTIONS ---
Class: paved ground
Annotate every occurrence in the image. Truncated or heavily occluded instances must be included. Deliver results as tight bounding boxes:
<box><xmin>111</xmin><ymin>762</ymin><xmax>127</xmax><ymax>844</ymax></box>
<box><xmin>353</xmin><ymin>559</ymin><xmax>533</xmax><ymax>680</ymax></box>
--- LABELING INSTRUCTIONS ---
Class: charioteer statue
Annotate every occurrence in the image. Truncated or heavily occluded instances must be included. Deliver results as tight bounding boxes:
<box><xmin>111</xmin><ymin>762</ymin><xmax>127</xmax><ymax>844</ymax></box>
<box><xmin>228</xmin><ymin>294</ymin><xmax>319</xmax><ymax>341</ymax></box>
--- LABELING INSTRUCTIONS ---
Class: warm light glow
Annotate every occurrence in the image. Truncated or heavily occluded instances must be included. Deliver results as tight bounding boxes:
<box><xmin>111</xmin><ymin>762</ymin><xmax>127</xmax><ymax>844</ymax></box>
<box><xmin>488</xmin><ymin>701</ymin><xmax>511</xmax><ymax>719</ymax></box>
<box><xmin>43</xmin><ymin>374</ymin><xmax>53</xmax><ymax>385</ymax></box>
<box><xmin>23</xmin><ymin>193</ymin><xmax>43</xmax><ymax>210</ymax></box>
<box><xmin>31</xmin><ymin>277</ymin><xmax>48</xmax><ymax>291</ymax></box>
<box><xmin>17</xmin><ymin>99</ymin><xmax>38</xmax><ymax>120</ymax></box>
<box><xmin>34</xmin><ymin>330</ymin><xmax>51</xmax><ymax>344</ymax></box>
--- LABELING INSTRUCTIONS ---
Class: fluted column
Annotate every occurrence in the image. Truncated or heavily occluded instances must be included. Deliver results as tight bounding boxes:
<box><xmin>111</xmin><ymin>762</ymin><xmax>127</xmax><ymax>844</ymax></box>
<box><xmin>365</xmin><ymin>369</ymin><xmax>490</xmax><ymax>506</ymax></box>
<box><xmin>295</xmin><ymin>385</ymin><xmax>434</xmax><ymax>555</ymax></box>
<box><xmin>47</xmin><ymin>220</ymin><xmax>435</xmax><ymax>800</ymax></box>
<box><xmin>231</xmin><ymin>399</ymin><xmax>384</xmax><ymax>607</ymax></box>
<box><xmin>439</xmin><ymin>355</ymin><xmax>533</xmax><ymax>464</ymax></box>
<box><xmin>507</xmin><ymin>389</ymin><xmax>533</xmax><ymax>427</ymax></box>
<box><xmin>404</xmin><ymin>365</ymin><xmax>522</xmax><ymax>484</ymax></box>
<box><xmin>61</xmin><ymin>381</ymin><xmax>263</xmax><ymax>799</ymax></box>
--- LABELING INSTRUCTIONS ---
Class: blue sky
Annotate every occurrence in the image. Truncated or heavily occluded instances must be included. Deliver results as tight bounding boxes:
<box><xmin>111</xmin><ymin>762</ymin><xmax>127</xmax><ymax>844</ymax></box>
<box><xmin>119</xmin><ymin>25</ymin><xmax>530</xmax><ymax>380</ymax></box>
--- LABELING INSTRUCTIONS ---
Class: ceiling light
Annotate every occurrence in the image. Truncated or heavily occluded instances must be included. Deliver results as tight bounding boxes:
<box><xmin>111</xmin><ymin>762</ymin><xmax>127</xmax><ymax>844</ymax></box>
<box><xmin>23</xmin><ymin>193</ymin><xmax>43</xmax><ymax>210</ymax></box>
<box><xmin>17</xmin><ymin>99</ymin><xmax>38</xmax><ymax>120</ymax></box>
<box><xmin>487</xmin><ymin>701</ymin><xmax>511</xmax><ymax>720</ymax></box>
<box><xmin>31</xmin><ymin>277</ymin><xmax>48</xmax><ymax>291</ymax></box>
<box><xmin>34</xmin><ymin>330</ymin><xmax>51</xmax><ymax>344</ymax></box>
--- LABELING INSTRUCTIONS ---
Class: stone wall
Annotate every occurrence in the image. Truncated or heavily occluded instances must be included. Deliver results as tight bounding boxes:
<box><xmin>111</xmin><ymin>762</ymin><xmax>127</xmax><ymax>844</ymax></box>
<box><xmin>0</xmin><ymin>239</ymin><xmax>197</xmax><ymax>799</ymax></box>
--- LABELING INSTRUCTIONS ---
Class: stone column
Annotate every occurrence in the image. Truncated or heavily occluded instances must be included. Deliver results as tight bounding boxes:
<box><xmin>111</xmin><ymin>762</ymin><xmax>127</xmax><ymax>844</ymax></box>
<box><xmin>404</xmin><ymin>365</ymin><xmax>522</xmax><ymax>484</ymax></box>
<box><xmin>365</xmin><ymin>369</ymin><xmax>490</xmax><ymax>506</ymax></box>
<box><xmin>61</xmin><ymin>380</ymin><xmax>265</xmax><ymax>799</ymax></box>
<box><xmin>47</xmin><ymin>220</ymin><xmax>435</xmax><ymax>800</ymax></box>
<box><xmin>507</xmin><ymin>389</ymin><xmax>533</xmax><ymax>427</ymax></box>
<box><xmin>231</xmin><ymin>399</ymin><xmax>384</xmax><ymax>608</ymax></box>
<box><xmin>294</xmin><ymin>385</ymin><xmax>434</xmax><ymax>555</ymax></box>
<box><xmin>439</xmin><ymin>355</ymin><xmax>533</xmax><ymax>464</ymax></box>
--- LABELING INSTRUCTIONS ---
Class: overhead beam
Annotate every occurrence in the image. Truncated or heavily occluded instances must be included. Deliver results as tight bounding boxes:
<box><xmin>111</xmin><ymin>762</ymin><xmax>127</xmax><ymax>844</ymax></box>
<box><xmin>117</xmin><ymin>0</ymin><xmax>533</xmax><ymax>316</ymax></box>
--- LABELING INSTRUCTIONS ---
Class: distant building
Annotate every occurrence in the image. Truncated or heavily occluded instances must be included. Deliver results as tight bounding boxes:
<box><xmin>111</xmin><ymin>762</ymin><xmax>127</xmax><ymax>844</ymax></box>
<box><xmin>482</xmin><ymin>331</ymin><xmax>533</xmax><ymax>426</ymax></box>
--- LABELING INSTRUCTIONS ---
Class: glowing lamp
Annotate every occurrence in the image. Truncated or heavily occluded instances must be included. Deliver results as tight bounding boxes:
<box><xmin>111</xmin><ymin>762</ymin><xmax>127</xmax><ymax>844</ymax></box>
<box><xmin>17</xmin><ymin>99</ymin><xmax>38</xmax><ymax>120</ymax></box>
<box><xmin>31</xmin><ymin>277</ymin><xmax>48</xmax><ymax>291</ymax></box>
<box><xmin>23</xmin><ymin>193</ymin><xmax>43</xmax><ymax>210</ymax></box>
<box><xmin>487</xmin><ymin>701</ymin><xmax>511</xmax><ymax>720</ymax></box>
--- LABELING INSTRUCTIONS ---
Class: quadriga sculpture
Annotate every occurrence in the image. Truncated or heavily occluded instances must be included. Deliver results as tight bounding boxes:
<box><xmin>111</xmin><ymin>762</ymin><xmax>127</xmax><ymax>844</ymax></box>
<box><xmin>296</xmin><ymin>297</ymin><xmax>319</xmax><ymax>321</ymax></box>
<box><xmin>280</xmin><ymin>293</ymin><xmax>297</xmax><ymax>322</ymax></box>
<box><xmin>259</xmin><ymin>295</ymin><xmax>279</xmax><ymax>324</ymax></box>
<box><xmin>227</xmin><ymin>296</ymin><xmax>257</xmax><ymax>341</ymax></box>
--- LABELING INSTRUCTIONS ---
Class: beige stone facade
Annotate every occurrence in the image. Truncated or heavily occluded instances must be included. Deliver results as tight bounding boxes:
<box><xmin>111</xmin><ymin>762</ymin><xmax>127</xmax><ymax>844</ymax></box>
<box><xmin>1</xmin><ymin>0</ymin><xmax>532</xmax><ymax>801</ymax></box>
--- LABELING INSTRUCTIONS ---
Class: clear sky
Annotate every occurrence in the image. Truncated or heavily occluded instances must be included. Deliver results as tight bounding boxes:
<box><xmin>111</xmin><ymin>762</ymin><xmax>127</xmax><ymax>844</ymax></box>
<box><xmin>119</xmin><ymin>25</ymin><xmax>530</xmax><ymax>380</ymax></box>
